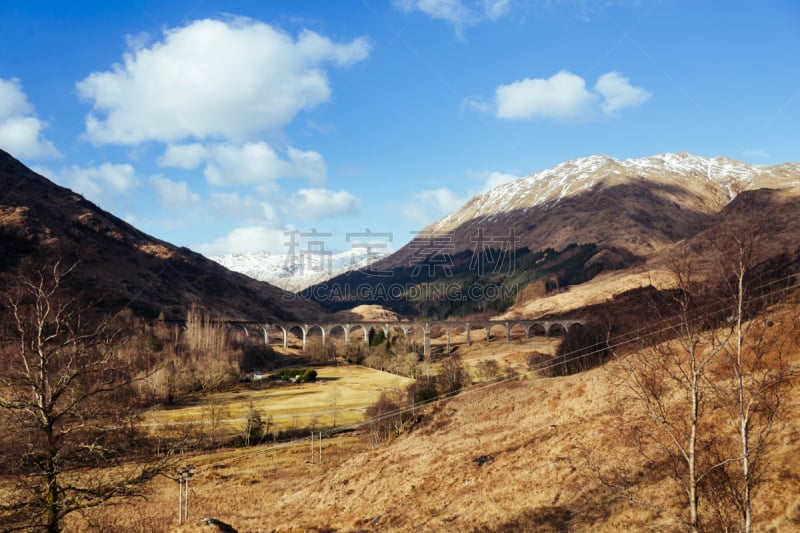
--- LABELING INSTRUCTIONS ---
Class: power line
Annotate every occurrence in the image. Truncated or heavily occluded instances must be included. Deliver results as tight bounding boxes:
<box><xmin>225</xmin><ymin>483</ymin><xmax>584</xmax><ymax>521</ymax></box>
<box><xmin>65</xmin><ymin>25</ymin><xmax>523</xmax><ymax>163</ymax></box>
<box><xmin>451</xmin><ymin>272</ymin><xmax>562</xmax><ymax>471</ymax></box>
<box><xmin>183</xmin><ymin>271</ymin><xmax>799</xmax><ymax>473</ymax></box>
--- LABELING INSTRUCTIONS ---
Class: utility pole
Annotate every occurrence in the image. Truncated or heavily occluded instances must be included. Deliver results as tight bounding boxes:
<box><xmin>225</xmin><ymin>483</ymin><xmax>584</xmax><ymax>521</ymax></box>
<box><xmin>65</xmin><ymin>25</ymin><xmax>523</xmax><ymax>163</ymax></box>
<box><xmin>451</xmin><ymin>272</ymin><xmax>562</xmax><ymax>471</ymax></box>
<box><xmin>177</xmin><ymin>471</ymin><xmax>182</xmax><ymax>524</ymax></box>
<box><xmin>177</xmin><ymin>465</ymin><xmax>196</xmax><ymax>524</ymax></box>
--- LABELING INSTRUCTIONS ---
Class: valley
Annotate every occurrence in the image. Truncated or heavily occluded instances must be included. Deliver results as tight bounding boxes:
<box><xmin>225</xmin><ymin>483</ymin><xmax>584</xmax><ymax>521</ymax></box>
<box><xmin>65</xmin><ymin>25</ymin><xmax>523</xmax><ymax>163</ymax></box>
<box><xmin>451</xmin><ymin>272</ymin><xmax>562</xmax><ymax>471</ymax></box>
<box><xmin>66</xmin><ymin>301</ymin><xmax>800</xmax><ymax>532</ymax></box>
<box><xmin>2</xmin><ymin>149</ymin><xmax>800</xmax><ymax>532</ymax></box>
<box><xmin>4</xmin><ymin>4</ymin><xmax>800</xmax><ymax>530</ymax></box>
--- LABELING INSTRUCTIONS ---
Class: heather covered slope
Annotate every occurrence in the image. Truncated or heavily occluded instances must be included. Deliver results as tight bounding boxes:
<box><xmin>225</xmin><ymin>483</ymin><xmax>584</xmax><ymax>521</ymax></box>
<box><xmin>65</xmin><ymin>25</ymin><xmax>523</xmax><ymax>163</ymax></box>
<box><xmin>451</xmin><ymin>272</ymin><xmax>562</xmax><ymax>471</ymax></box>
<box><xmin>0</xmin><ymin>149</ymin><xmax>322</xmax><ymax>321</ymax></box>
<box><xmin>501</xmin><ymin>186</ymin><xmax>800</xmax><ymax>319</ymax></box>
<box><xmin>83</xmin><ymin>300</ymin><xmax>800</xmax><ymax>532</ymax></box>
<box><xmin>271</xmin><ymin>302</ymin><xmax>800</xmax><ymax>532</ymax></box>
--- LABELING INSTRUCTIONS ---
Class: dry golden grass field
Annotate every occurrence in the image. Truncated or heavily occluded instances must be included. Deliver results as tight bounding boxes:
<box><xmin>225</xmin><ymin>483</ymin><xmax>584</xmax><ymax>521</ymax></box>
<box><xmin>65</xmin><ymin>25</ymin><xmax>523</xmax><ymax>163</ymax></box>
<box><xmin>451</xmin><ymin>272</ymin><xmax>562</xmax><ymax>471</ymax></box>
<box><xmin>69</xmin><ymin>308</ymin><xmax>800</xmax><ymax>533</ymax></box>
<box><xmin>141</xmin><ymin>365</ymin><xmax>415</xmax><ymax>442</ymax></box>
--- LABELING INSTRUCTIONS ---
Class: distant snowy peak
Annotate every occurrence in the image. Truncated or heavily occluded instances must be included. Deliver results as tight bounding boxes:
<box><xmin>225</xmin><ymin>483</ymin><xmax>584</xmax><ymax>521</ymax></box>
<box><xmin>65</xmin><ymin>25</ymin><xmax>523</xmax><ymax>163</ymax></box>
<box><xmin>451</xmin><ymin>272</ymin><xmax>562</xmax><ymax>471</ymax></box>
<box><xmin>212</xmin><ymin>248</ymin><xmax>386</xmax><ymax>292</ymax></box>
<box><xmin>429</xmin><ymin>152</ymin><xmax>800</xmax><ymax>234</ymax></box>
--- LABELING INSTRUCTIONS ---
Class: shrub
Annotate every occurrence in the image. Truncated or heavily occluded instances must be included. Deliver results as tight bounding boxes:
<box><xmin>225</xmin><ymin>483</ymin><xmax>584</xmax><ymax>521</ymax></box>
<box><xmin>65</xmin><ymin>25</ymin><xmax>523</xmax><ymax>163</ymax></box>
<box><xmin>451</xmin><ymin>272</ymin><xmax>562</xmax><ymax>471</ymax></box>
<box><xmin>476</xmin><ymin>359</ymin><xmax>502</xmax><ymax>382</ymax></box>
<box><xmin>437</xmin><ymin>354</ymin><xmax>470</xmax><ymax>395</ymax></box>
<box><xmin>364</xmin><ymin>393</ymin><xmax>405</xmax><ymax>448</ymax></box>
<box><xmin>370</xmin><ymin>328</ymin><xmax>387</xmax><ymax>346</ymax></box>
<box><xmin>547</xmin><ymin>324</ymin><xmax>609</xmax><ymax>376</ymax></box>
<box><xmin>526</xmin><ymin>351</ymin><xmax>550</xmax><ymax>369</ymax></box>
<box><xmin>239</xmin><ymin>344</ymin><xmax>278</xmax><ymax>372</ymax></box>
<box><xmin>407</xmin><ymin>377</ymin><xmax>438</xmax><ymax>405</ymax></box>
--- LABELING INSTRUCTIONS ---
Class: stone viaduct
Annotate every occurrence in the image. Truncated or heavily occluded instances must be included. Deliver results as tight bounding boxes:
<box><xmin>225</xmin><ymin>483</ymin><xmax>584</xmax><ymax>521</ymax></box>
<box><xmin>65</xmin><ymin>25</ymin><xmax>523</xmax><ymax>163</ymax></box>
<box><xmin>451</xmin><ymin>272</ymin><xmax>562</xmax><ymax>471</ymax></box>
<box><xmin>232</xmin><ymin>319</ymin><xmax>585</xmax><ymax>358</ymax></box>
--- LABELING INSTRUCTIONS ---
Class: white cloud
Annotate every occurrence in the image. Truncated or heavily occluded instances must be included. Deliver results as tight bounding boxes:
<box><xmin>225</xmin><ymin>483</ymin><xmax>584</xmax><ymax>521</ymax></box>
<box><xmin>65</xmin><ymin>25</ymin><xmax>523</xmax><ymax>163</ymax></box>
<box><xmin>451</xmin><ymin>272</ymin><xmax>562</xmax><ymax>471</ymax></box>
<box><xmin>304</xmin><ymin>119</ymin><xmax>336</xmax><ymax>135</ymax></box>
<box><xmin>203</xmin><ymin>143</ymin><xmax>287</xmax><ymax>186</ymax></box>
<box><xmin>461</xmin><ymin>96</ymin><xmax>492</xmax><ymax>113</ymax></box>
<box><xmin>402</xmin><ymin>186</ymin><xmax>467</xmax><ymax>226</ymax></box>
<box><xmin>484</xmin><ymin>0</ymin><xmax>511</xmax><ymax>20</ymax></box>
<box><xmin>494</xmin><ymin>70</ymin><xmax>649</xmax><ymax>121</ymax></box>
<box><xmin>197</xmin><ymin>226</ymin><xmax>290</xmax><ymax>256</ymax></box>
<box><xmin>160</xmin><ymin>141</ymin><xmax>326</xmax><ymax>186</ymax></box>
<box><xmin>395</xmin><ymin>0</ymin><xmax>474</xmax><ymax>31</ymax></box>
<box><xmin>150</xmin><ymin>175</ymin><xmax>200</xmax><ymax>208</ymax></box>
<box><xmin>0</xmin><ymin>78</ymin><xmax>33</xmax><ymax>117</ymax></box>
<box><xmin>475</xmin><ymin>170</ymin><xmax>519</xmax><ymax>192</ymax></box>
<box><xmin>394</xmin><ymin>0</ymin><xmax>511</xmax><ymax>37</ymax></box>
<box><xmin>157</xmin><ymin>143</ymin><xmax>209</xmax><ymax>169</ymax></box>
<box><xmin>208</xmin><ymin>191</ymin><xmax>282</xmax><ymax>227</ymax></box>
<box><xmin>741</xmin><ymin>149</ymin><xmax>770</xmax><ymax>160</ymax></box>
<box><xmin>76</xmin><ymin>17</ymin><xmax>370</xmax><ymax>145</ymax></box>
<box><xmin>594</xmin><ymin>71</ymin><xmax>651</xmax><ymax>116</ymax></box>
<box><xmin>550</xmin><ymin>0</ymin><xmax>653</xmax><ymax>23</ymax></box>
<box><xmin>402</xmin><ymin>203</ymin><xmax>434</xmax><ymax>228</ymax></box>
<box><xmin>496</xmin><ymin>70</ymin><xmax>597</xmax><ymax>121</ymax></box>
<box><xmin>419</xmin><ymin>187</ymin><xmax>467</xmax><ymax>212</ymax></box>
<box><xmin>401</xmin><ymin>172</ymin><xmax>518</xmax><ymax>226</ymax></box>
<box><xmin>0</xmin><ymin>78</ymin><xmax>59</xmax><ymax>159</ymax></box>
<box><xmin>291</xmin><ymin>188</ymin><xmax>361</xmax><ymax>220</ymax></box>
<box><xmin>46</xmin><ymin>162</ymin><xmax>139</xmax><ymax>211</ymax></box>
<box><xmin>286</xmin><ymin>147</ymin><xmax>327</xmax><ymax>185</ymax></box>
<box><xmin>68</xmin><ymin>163</ymin><xmax>138</xmax><ymax>196</ymax></box>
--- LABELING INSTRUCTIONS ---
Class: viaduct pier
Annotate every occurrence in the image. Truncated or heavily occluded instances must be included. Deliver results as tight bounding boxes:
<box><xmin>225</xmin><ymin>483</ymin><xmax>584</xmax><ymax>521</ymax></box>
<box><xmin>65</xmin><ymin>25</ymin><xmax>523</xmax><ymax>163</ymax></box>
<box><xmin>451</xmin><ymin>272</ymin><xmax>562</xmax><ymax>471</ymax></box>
<box><xmin>254</xmin><ymin>319</ymin><xmax>584</xmax><ymax>357</ymax></box>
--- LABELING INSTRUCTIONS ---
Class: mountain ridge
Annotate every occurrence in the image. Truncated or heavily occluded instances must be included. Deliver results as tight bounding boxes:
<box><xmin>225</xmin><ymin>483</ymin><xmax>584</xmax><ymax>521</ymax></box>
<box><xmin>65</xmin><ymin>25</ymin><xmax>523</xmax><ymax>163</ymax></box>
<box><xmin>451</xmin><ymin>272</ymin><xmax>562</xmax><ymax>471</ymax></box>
<box><xmin>309</xmin><ymin>152</ymin><xmax>800</xmax><ymax>318</ymax></box>
<box><xmin>0</xmin><ymin>149</ymin><xmax>322</xmax><ymax>322</ymax></box>
<box><xmin>439</xmin><ymin>152</ymin><xmax>800</xmax><ymax>230</ymax></box>
<box><xmin>378</xmin><ymin>152</ymin><xmax>800</xmax><ymax>269</ymax></box>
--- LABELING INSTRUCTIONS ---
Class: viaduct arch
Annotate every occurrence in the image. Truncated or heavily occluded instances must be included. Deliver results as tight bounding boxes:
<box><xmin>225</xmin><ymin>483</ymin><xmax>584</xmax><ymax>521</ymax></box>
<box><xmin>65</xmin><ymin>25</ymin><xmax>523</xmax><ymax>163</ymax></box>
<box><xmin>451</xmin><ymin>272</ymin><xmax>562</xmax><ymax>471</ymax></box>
<box><xmin>253</xmin><ymin>319</ymin><xmax>584</xmax><ymax>357</ymax></box>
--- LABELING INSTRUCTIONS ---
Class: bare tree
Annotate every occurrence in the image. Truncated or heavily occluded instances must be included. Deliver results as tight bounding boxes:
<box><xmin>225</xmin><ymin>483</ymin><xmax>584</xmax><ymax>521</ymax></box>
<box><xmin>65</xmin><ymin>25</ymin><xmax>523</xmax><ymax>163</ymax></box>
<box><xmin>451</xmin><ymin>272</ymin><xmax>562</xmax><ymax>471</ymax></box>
<box><xmin>327</xmin><ymin>387</ymin><xmax>342</xmax><ymax>428</ymax></box>
<box><xmin>201</xmin><ymin>398</ymin><xmax>230</xmax><ymax>449</ymax></box>
<box><xmin>242</xmin><ymin>400</ymin><xmax>264</xmax><ymax>446</ymax></box>
<box><xmin>184</xmin><ymin>304</ymin><xmax>228</xmax><ymax>355</ymax></box>
<box><xmin>611</xmin><ymin>252</ymin><xmax>728</xmax><ymax>532</ymax></box>
<box><xmin>706</xmin><ymin>202</ymin><xmax>796</xmax><ymax>532</ymax></box>
<box><xmin>0</xmin><ymin>260</ymin><xmax>170</xmax><ymax>532</ymax></box>
<box><xmin>364</xmin><ymin>392</ymin><xmax>405</xmax><ymax>448</ymax></box>
<box><xmin>607</xmin><ymin>208</ymin><xmax>798</xmax><ymax>532</ymax></box>
<box><xmin>437</xmin><ymin>354</ymin><xmax>470</xmax><ymax>396</ymax></box>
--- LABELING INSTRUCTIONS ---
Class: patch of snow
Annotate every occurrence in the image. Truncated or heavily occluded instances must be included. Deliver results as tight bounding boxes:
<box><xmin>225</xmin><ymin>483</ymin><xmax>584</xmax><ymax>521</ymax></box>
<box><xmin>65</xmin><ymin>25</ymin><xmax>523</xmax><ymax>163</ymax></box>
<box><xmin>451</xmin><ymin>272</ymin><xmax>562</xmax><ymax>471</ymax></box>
<box><xmin>424</xmin><ymin>152</ymin><xmax>800</xmax><ymax>235</ymax></box>
<box><xmin>212</xmin><ymin>248</ymin><xmax>386</xmax><ymax>292</ymax></box>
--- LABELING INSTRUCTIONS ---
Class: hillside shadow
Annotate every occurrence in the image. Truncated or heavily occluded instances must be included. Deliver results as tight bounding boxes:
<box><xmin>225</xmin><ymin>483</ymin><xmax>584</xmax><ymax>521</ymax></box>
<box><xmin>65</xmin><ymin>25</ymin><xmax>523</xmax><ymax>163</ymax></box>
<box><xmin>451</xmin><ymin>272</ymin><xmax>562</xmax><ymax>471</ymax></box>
<box><xmin>375</xmin><ymin>179</ymin><xmax>718</xmax><ymax>271</ymax></box>
<box><xmin>0</xmin><ymin>149</ymin><xmax>323</xmax><ymax>323</ymax></box>
<box><xmin>309</xmin><ymin>182</ymin><xmax>800</xmax><ymax>323</ymax></box>
<box><xmin>305</xmin><ymin>179</ymin><xmax>721</xmax><ymax>318</ymax></box>
<box><xmin>469</xmin><ymin>451</ymin><xmax>684</xmax><ymax>532</ymax></box>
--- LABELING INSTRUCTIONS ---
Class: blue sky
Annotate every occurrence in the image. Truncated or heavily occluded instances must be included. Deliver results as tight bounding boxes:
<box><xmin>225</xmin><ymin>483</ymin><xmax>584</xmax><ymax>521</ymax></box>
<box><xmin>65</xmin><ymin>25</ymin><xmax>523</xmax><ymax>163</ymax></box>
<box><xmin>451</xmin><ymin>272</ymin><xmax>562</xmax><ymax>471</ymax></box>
<box><xmin>1</xmin><ymin>1</ymin><xmax>798</xmax><ymax>260</ymax></box>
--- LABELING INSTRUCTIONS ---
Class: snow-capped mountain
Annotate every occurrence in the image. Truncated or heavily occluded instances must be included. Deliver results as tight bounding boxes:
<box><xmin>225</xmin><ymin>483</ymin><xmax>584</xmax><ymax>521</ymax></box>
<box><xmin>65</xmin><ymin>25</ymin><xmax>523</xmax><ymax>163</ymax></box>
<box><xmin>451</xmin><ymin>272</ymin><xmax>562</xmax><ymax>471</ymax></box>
<box><xmin>377</xmin><ymin>152</ymin><xmax>800</xmax><ymax>269</ymax></box>
<box><xmin>212</xmin><ymin>248</ymin><xmax>387</xmax><ymax>292</ymax></box>
<box><xmin>432</xmin><ymin>152</ymin><xmax>800</xmax><ymax>234</ymax></box>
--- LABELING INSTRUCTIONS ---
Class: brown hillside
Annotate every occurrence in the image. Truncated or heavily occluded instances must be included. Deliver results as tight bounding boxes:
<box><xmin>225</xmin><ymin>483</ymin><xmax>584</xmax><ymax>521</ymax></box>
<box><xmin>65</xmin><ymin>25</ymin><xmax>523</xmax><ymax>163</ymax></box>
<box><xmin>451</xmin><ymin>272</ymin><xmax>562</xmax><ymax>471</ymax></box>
<box><xmin>501</xmin><ymin>186</ymin><xmax>800</xmax><ymax>320</ymax></box>
<box><xmin>376</xmin><ymin>153</ymin><xmax>800</xmax><ymax>271</ymax></box>
<box><xmin>310</xmin><ymin>153</ymin><xmax>800</xmax><ymax>320</ymax></box>
<box><xmin>0</xmin><ymin>149</ymin><xmax>322</xmax><ymax>321</ymax></box>
<box><xmin>76</xmin><ymin>300</ymin><xmax>800</xmax><ymax>532</ymax></box>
